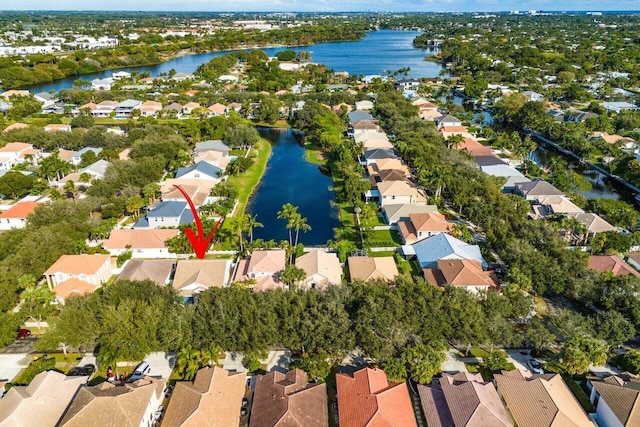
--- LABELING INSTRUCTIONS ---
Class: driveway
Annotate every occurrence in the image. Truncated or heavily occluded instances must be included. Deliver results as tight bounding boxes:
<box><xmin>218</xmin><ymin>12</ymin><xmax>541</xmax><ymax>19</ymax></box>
<box><xmin>0</xmin><ymin>354</ymin><xmax>31</xmax><ymax>382</ymax></box>
<box><xmin>0</xmin><ymin>337</ymin><xmax>37</xmax><ymax>354</ymax></box>
<box><xmin>221</xmin><ymin>350</ymin><xmax>291</xmax><ymax>374</ymax></box>
<box><xmin>505</xmin><ymin>349</ymin><xmax>532</xmax><ymax>371</ymax></box>
<box><xmin>145</xmin><ymin>352</ymin><xmax>175</xmax><ymax>378</ymax></box>
<box><xmin>441</xmin><ymin>349</ymin><xmax>469</xmax><ymax>374</ymax></box>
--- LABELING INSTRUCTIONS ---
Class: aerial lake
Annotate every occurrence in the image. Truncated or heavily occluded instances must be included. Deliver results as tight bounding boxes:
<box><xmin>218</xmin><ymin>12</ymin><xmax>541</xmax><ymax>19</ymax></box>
<box><xmin>28</xmin><ymin>30</ymin><xmax>440</xmax><ymax>93</ymax></box>
<box><xmin>246</xmin><ymin>128</ymin><xmax>340</xmax><ymax>246</ymax></box>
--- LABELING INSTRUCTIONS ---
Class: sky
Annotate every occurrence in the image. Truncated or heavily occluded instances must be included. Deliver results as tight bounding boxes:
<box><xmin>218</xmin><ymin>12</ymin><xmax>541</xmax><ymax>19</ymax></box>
<box><xmin>1</xmin><ymin>0</ymin><xmax>639</xmax><ymax>12</ymax></box>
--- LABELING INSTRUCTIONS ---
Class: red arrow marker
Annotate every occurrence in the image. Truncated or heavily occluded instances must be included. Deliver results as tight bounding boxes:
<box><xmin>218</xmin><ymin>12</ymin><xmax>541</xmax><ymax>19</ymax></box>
<box><xmin>173</xmin><ymin>185</ymin><xmax>222</xmax><ymax>259</ymax></box>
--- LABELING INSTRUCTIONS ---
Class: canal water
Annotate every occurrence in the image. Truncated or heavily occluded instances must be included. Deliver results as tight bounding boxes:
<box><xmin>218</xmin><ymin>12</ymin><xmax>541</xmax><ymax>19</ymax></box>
<box><xmin>246</xmin><ymin>128</ymin><xmax>339</xmax><ymax>245</ymax></box>
<box><xmin>28</xmin><ymin>30</ymin><xmax>440</xmax><ymax>93</ymax></box>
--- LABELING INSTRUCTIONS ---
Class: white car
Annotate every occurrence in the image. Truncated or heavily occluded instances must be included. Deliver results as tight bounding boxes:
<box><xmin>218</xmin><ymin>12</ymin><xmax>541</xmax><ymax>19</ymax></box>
<box><xmin>528</xmin><ymin>359</ymin><xmax>544</xmax><ymax>374</ymax></box>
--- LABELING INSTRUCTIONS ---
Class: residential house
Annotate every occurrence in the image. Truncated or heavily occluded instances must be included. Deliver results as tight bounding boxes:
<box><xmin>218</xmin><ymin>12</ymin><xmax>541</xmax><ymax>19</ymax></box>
<box><xmin>172</xmin><ymin>259</ymin><xmax>233</xmax><ymax>301</ymax></box>
<box><xmin>522</xmin><ymin>90</ymin><xmax>545</xmax><ymax>102</ymax></box>
<box><xmin>0</xmin><ymin>371</ymin><xmax>87</xmax><ymax>427</ymax></box>
<box><xmin>368</xmin><ymin>159</ymin><xmax>412</xmax><ymax>177</ymax></box>
<box><xmin>70</xmin><ymin>147</ymin><xmax>103</xmax><ymax>166</ymax></box>
<box><xmin>515</xmin><ymin>179</ymin><xmax>565</xmax><ymax>201</ymax></box>
<box><xmin>360</xmin><ymin>149</ymin><xmax>399</xmax><ymax>167</ymax></box>
<box><xmin>250</xmin><ymin>369</ymin><xmax>328</xmax><ymax>427</ymax></box>
<box><xmin>43</xmin><ymin>254</ymin><xmax>113</xmax><ymax>301</ymax></box>
<box><xmin>163</xmin><ymin>102</ymin><xmax>184</xmax><ymax>117</ymax></box>
<box><xmin>347</xmin><ymin>256</ymin><xmax>399</xmax><ymax>283</ymax></box>
<box><xmin>0</xmin><ymin>142</ymin><xmax>42</xmax><ymax>167</ymax></box>
<box><xmin>627</xmin><ymin>253</ymin><xmax>640</xmax><ymax>272</ymax></box>
<box><xmin>351</xmin><ymin>120</ymin><xmax>379</xmax><ymax>135</ymax></box>
<box><xmin>395</xmin><ymin>79</ymin><xmax>420</xmax><ymax>91</ymax></box>
<box><xmin>457</xmin><ymin>138</ymin><xmax>494</xmax><ymax>157</ymax></box>
<box><xmin>440</xmin><ymin>126</ymin><xmax>476</xmax><ymax>140</ymax></box>
<box><xmin>376</xmin><ymin>180</ymin><xmax>427</xmax><ymax>207</ymax></box>
<box><xmin>494</xmin><ymin>370</ymin><xmax>592</xmax><ymax>427</ymax></box>
<box><xmin>0</xmin><ymin>100</ymin><xmax>12</xmax><ymax>113</ymax></box>
<box><xmin>91</xmin><ymin>100</ymin><xmax>118</xmax><ymax>117</ymax></box>
<box><xmin>182</xmin><ymin>102</ymin><xmax>201</xmax><ymax>115</ymax></box>
<box><xmin>227</xmin><ymin>102</ymin><xmax>242</xmax><ymax>114</ymax></box>
<box><xmin>2</xmin><ymin>123</ymin><xmax>28</xmax><ymax>133</ymax></box>
<box><xmin>134</xmin><ymin>200</ymin><xmax>194</xmax><ymax>229</ymax></box>
<box><xmin>397</xmin><ymin>212</ymin><xmax>452</xmax><ymax>244</ymax></box>
<box><xmin>175</xmin><ymin>161</ymin><xmax>222</xmax><ymax>181</ymax></box>
<box><xmin>91</xmin><ymin>77</ymin><xmax>113</xmax><ymax>91</ymax></box>
<box><xmin>44</xmin><ymin>123</ymin><xmax>71</xmax><ymax>132</ymax></box>
<box><xmin>336</xmin><ymin>367</ymin><xmax>416</xmax><ymax>427</ymax></box>
<box><xmin>565</xmin><ymin>212</ymin><xmax>616</xmax><ymax>235</ymax></box>
<box><xmin>567</xmin><ymin>111</ymin><xmax>598</xmax><ymax>122</ymax></box>
<box><xmin>588</xmin><ymin>255</ymin><xmax>640</xmax><ymax>277</ymax></box>
<box><xmin>417</xmin><ymin>372</ymin><xmax>512</xmax><ymax>427</ymax></box>
<box><xmin>370</xmin><ymin>169</ymin><xmax>412</xmax><ymax>187</ymax></box>
<box><xmin>479</xmin><ymin>163</ymin><xmax>531</xmax><ymax>192</ymax></box>
<box><xmin>354</xmin><ymin>131</ymin><xmax>394</xmax><ymax>150</ymax></box>
<box><xmin>112</xmin><ymin>71</ymin><xmax>131</xmax><ymax>80</ymax></box>
<box><xmin>354</xmin><ymin>100</ymin><xmax>374</xmax><ymax>110</ymax></box>
<box><xmin>162</xmin><ymin>366</ymin><xmax>246</xmax><ymax>427</ymax></box>
<box><xmin>57</xmin><ymin>376</ymin><xmax>165</xmax><ymax>427</ymax></box>
<box><xmin>0</xmin><ymin>90</ymin><xmax>29</xmax><ymax>99</ymax></box>
<box><xmin>233</xmin><ymin>249</ymin><xmax>286</xmax><ymax>291</ymax></box>
<box><xmin>114</xmin><ymin>99</ymin><xmax>141</xmax><ymax>118</ymax></box>
<box><xmin>0</xmin><ymin>201</ymin><xmax>39</xmax><ymax>230</ymax></box>
<box><xmin>382</xmin><ymin>203</ymin><xmax>439</xmax><ymax>225</ymax></box>
<box><xmin>116</xmin><ymin>259</ymin><xmax>175</xmax><ymax>285</ymax></box>
<box><xmin>424</xmin><ymin>259</ymin><xmax>499</xmax><ymax>294</ymax></box>
<box><xmin>103</xmin><ymin>229</ymin><xmax>179</xmax><ymax>258</ymax></box>
<box><xmin>530</xmin><ymin>196</ymin><xmax>584</xmax><ymax>219</ymax></box>
<box><xmin>34</xmin><ymin>92</ymin><xmax>56</xmax><ymax>107</ymax></box>
<box><xmin>172</xmin><ymin>72</ymin><xmax>195</xmax><ymax>82</ymax></box>
<box><xmin>601</xmin><ymin>102</ymin><xmax>639</xmax><ymax>113</ymax></box>
<box><xmin>436</xmin><ymin>114</ymin><xmax>462</xmax><ymax>128</ymax></box>
<box><xmin>404</xmin><ymin>233</ymin><xmax>487</xmax><ymax>269</ymax></box>
<box><xmin>207</xmin><ymin>103</ymin><xmax>227</xmax><ymax>117</ymax></box>
<box><xmin>295</xmin><ymin>249</ymin><xmax>342</xmax><ymax>290</ymax></box>
<box><xmin>347</xmin><ymin>111</ymin><xmax>374</xmax><ymax>123</ymax></box>
<box><xmin>194</xmin><ymin>140</ymin><xmax>231</xmax><ymax>160</ymax></box>
<box><xmin>588</xmin><ymin>375</ymin><xmax>640</xmax><ymax>427</ymax></box>
<box><xmin>161</xmin><ymin>181</ymin><xmax>214</xmax><ymax>207</ymax></box>
<box><xmin>591</xmin><ymin>132</ymin><xmax>636</xmax><ymax>146</ymax></box>
<box><xmin>139</xmin><ymin>101</ymin><xmax>162</xmax><ymax>117</ymax></box>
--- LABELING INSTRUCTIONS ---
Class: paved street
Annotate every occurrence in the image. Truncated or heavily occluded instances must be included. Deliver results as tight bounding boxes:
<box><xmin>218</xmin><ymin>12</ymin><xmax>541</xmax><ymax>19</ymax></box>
<box><xmin>0</xmin><ymin>354</ymin><xmax>31</xmax><ymax>382</ymax></box>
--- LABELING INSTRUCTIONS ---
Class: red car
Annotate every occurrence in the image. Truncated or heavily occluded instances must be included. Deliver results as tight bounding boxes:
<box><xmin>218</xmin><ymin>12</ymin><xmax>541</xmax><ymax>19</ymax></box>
<box><xmin>17</xmin><ymin>329</ymin><xmax>31</xmax><ymax>339</ymax></box>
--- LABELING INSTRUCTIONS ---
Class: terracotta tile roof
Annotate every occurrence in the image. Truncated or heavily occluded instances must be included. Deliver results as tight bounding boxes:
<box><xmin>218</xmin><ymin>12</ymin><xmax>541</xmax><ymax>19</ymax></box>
<box><xmin>372</xmin><ymin>159</ymin><xmax>412</xmax><ymax>175</ymax></box>
<box><xmin>0</xmin><ymin>201</ymin><xmax>39</xmax><ymax>219</ymax></box>
<box><xmin>377</xmin><ymin>181</ymin><xmax>425</xmax><ymax>201</ymax></box>
<box><xmin>44</xmin><ymin>124</ymin><xmax>71</xmax><ymax>132</ymax></box>
<box><xmin>103</xmin><ymin>229</ymin><xmax>178</xmax><ymax>250</ymax></box>
<box><xmin>336</xmin><ymin>367</ymin><xmax>417</xmax><ymax>427</ymax></box>
<box><xmin>439</xmin><ymin>372</ymin><xmax>513</xmax><ymax>427</ymax></box>
<box><xmin>247</xmin><ymin>250</ymin><xmax>286</xmax><ymax>275</ymax></box>
<box><xmin>424</xmin><ymin>259</ymin><xmax>499</xmax><ymax>290</ymax></box>
<box><xmin>494</xmin><ymin>370</ymin><xmax>592</xmax><ymax>427</ymax></box>
<box><xmin>440</xmin><ymin>125</ymin><xmax>469</xmax><ymax>133</ymax></box>
<box><xmin>162</xmin><ymin>366</ymin><xmax>246</xmax><ymax>427</ymax></box>
<box><xmin>44</xmin><ymin>254</ymin><xmax>111</xmax><ymax>276</ymax></box>
<box><xmin>2</xmin><ymin>123</ymin><xmax>29</xmax><ymax>132</ymax></box>
<box><xmin>591</xmin><ymin>376</ymin><xmax>640</xmax><ymax>426</ymax></box>
<box><xmin>0</xmin><ymin>371</ymin><xmax>87</xmax><ymax>426</ymax></box>
<box><xmin>53</xmin><ymin>278</ymin><xmax>99</xmax><ymax>300</ymax></box>
<box><xmin>588</xmin><ymin>255</ymin><xmax>640</xmax><ymax>277</ymax></box>
<box><xmin>117</xmin><ymin>259</ymin><xmax>175</xmax><ymax>284</ymax></box>
<box><xmin>458</xmin><ymin>138</ymin><xmax>494</xmax><ymax>156</ymax></box>
<box><xmin>348</xmin><ymin>256</ymin><xmax>399</xmax><ymax>282</ymax></box>
<box><xmin>417</xmin><ymin>383</ymin><xmax>454</xmax><ymax>427</ymax></box>
<box><xmin>79</xmin><ymin>102</ymin><xmax>97</xmax><ymax>110</ymax></box>
<box><xmin>208</xmin><ymin>103</ymin><xmax>227</xmax><ymax>113</ymax></box>
<box><xmin>58</xmin><ymin>376</ymin><xmax>165</xmax><ymax>426</ymax></box>
<box><xmin>0</xmin><ymin>142</ymin><xmax>33</xmax><ymax>152</ymax></box>
<box><xmin>628</xmin><ymin>253</ymin><xmax>640</xmax><ymax>268</ymax></box>
<box><xmin>250</xmin><ymin>369</ymin><xmax>328</xmax><ymax>427</ymax></box>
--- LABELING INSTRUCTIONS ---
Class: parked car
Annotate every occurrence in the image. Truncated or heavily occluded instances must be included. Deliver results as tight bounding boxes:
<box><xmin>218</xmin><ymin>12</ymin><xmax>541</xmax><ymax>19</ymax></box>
<box><xmin>528</xmin><ymin>359</ymin><xmax>544</xmax><ymax>374</ymax></box>
<box><xmin>17</xmin><ymin>329</ymin><xmax>31</xmax><ymax>339</ymax></box>
<box><xmin>130</xmin><ymin>361</ymin><xmax>151</xmax><ymax>380</ymax></box>
<box><xmin>67</xmin><ymin>364</ymin><xmax>96</xmax><ymax>379</ymax></box>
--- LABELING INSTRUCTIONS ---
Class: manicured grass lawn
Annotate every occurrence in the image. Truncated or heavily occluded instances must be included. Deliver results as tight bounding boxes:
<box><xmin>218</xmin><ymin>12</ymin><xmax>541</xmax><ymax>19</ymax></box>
<box><xmin>366</xmin><ymin>229</ymin><xmax>402</xmax><ymax>246</ymax></box>
<box><xmin>216</xmin><ymin>139</ymin><xmax>272</xmax><ymax>250</ymax></box>
<box><xmin>252</xmin><ymin>119</ymin><xmax>291</xmax><ymax>128</ymax></box>
<box><xmin>11</xmin><ymin>352</ymin><xmax>83</xmax><ymax>385</ymax></box>
<box><xmin>305</xmin><ymin>146</ymin><xmax>327</xmax><ymax>165</ymax></box>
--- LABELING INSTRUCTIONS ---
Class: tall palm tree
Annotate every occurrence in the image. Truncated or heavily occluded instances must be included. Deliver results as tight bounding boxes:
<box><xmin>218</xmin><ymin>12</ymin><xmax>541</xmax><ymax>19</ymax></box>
<box><xmin>175</xmin><ymin>345</ymin><xmax>202</xmax><ymax>380</ymax></box>
<box><xmin>293</xmin><ymin>214</ymin><xmax>311</xmax><ymax>247</ymax></box>
<box><xmin>228</xmin><ymin>217</ymin><xmax>245</xmax><ymax>253</ymax></box>
<box><xmin>243</xmin><ymin>213</ymin><xmax>263</xmax><ymax>243</ymax></box>
<box><xmin>200</xmin><ymin>343</ymin><xmax>223</xmax><ymax>367</ymax></box>
<box><xmin>63</xmin><ymin>180</ymin><xmax>78</xmax><ymax>204</ymax></box>
<box><xmin>277</xmin><ymin>203</ymin><xmax>299</xmax><ymax>245</ymax></box>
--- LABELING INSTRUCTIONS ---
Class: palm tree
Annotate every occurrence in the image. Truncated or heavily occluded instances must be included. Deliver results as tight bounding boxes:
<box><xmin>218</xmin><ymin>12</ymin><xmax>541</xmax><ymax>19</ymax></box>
<box><xmin>200</xmin><ymin>343</ymin><xmax>223</xmax><ymax>367</ymax></box>
<box><xmin>63</xmin><ymin>180</ymin><xmax>78</xmax><ymax>204</ymax></box>
<box><xmin>243</xmin><ymin>213</ymin><xmax>263</xmax><ymax>243</ymax></box>
<box><xmin>175</xmin><ymin>345</ymin><xmax>202</xmax><ymax>380</ymax></box>
<box><xmin>228</xmin><ymin>217</ymin><xmax>245</xmax><ymax>253</ymax></box>
<box><xmin>292</xmin><ymin>214</ymin><xmax>311</xmax><ymax>247</ymax></box>
<box><xmin>277</xmin><ymin>203</ymin><xmax>299</xmax><ymax>245</ymax></box>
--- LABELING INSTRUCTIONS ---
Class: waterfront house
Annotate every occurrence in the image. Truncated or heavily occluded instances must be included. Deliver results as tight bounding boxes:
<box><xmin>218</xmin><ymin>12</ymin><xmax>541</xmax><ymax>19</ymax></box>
<box><xmin>588</xmin><ymin>375</ymin><xmax>640</xmax><ymax>427</ymax></box>
<box><xmin>436</xmin><ymin>114</ymin><xmax>462</xmax><ymax>128</ymax></box>
<box><xmin>58</xmin><ymin>376</ymin><xmax>165</xmax><ymax>427</ymax></box>
<box><xmin>295</xmin><ymin>249</ymin><xmax>342</xmax><ymax>290</ymax></box>
<box><xmin>494</xmin><ymin>370</ymin><xmax>592</xmax><ymax>427</ymax></box>
<box><xmin>424</xmin><ymin>259</ymin><xmax>499</xmax><ymax>294</ymax></box>
<box><xmin>172</xmin><ymin>259</ymin><xmax>233</xmax><ymax>300</ymax></box>
<box><xmin>233</xmin><ymin>249</ymin><xmax>286</xmax><ymax>291</ymax></box>
<box><xmin>34</xmin><ymin>92</ymin><xmax>56</xmax><ymax>107</ymax></box>
<box><xmin>0</xmin><ymin>371</ymin><xmax>87</xmax><ymax>427</ymax></box>
<box><xmin>102</xmin><ymin>229</ymin><xmax>178</xmax><ymax>258</ymax></box>
<box><xmin>382</xmin><ymin>203</ymin><xmax>439</xmax><ymax>225</ymax></box>
<box><xmin>91</xmin><ymin>77</ymin><xmax>113</xmax><ymax>91</ymax></box>
<box><xmin>162</xmin><ymin>366</ymin><xmax>246</xmax><ymax>427</ymax></box>
<box><xmin>376</xmin><ymin>180</ymin><xmax>427</xmax><ymax>207</ymax></box>
<box><xmin>404</xmin><ymin>233</ymin><xmax>487</xmax><ymax>269</ymax></box>
<box><xmin>112</xmin><ymin>71</ymin><xmax>131</xmax><ymax>80</ymax></box>
<box><xmin>337</xmin><ymin>367</ymin><xmax>416</xmax><ymax>427</ymax></box>
<box><xmin>347</xmin><ymin>256</ymin><xmax>399</xmax><ymax>283</ymax></box>
<box><xmin>529</xmin><ymin>195</ymin><xmax>584</xmax><ymax>219</ymax></box>
<box><xmin>354</xmin><ymin>131</ymin><xmax>394</xmax><ymax>150</ymax></box>
<box><xmin>0</xmin><ymin>201</ymin><xmax>39</xmax><ymax>230</ymax></box>
<box><xmin>251</xmin><ymin>369</ymin><xmax>327</xmax><ymax>427</ymax></box>
<box><xmin>116</xmin><ymin>259</ymin><xmax>175</xmax><ymax>285</ymax></box>
<box><xmin>418</xmin><ymin>372</ymin><xmax>512</xmax><ymax>427</ymax></box>
<box><xmin>515</xmin><ymin>179</ymin><xmax>565</xmax><ymax>201</ymax></box>
<box><xmin>360</xmin><ymin>148</ymin><xmax>398</xmax><ymax>167</ymax></box>
<box><xmin>565</xmin><ymin>212</ymin><xmax>616</xmax><ymax>235</ymax></box>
